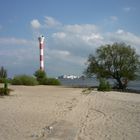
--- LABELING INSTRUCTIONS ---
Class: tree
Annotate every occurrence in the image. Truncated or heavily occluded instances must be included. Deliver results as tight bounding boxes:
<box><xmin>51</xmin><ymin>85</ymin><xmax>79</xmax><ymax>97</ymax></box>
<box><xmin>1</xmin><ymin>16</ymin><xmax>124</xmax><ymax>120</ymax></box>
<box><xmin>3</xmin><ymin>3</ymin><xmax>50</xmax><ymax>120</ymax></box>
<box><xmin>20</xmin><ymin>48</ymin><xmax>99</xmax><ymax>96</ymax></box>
<box><xmin>85</xmin><ymin>42</ymin><xmax>140</xmax><ymax>89</ymax></box>
<box><xmin>34</xmin><ymin>70</ymin><xmax>47</xmax><ymax>84</ymax></box>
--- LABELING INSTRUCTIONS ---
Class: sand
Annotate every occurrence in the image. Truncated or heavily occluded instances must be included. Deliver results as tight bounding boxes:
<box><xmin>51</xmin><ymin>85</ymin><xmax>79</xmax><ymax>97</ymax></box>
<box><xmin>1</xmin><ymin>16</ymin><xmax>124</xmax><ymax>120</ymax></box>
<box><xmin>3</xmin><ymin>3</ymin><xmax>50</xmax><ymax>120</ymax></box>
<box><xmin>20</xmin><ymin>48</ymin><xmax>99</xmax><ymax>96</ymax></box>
<box><xmin>0</xmin><ymin>85</ymin><xmax>140</xmax><ymax>140</ymax></box>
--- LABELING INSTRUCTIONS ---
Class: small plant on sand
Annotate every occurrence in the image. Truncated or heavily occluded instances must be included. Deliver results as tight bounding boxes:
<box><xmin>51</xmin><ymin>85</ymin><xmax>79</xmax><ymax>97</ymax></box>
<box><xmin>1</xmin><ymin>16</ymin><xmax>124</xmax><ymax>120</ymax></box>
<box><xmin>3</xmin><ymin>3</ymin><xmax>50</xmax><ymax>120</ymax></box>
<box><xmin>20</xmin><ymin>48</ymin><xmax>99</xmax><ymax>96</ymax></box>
<box><xmin>0</xmin><ymin>66</ymin><xmax>7</xmax><ymax>83</ymax></box>
<box><xmin>0</xmin><ymin>79</ymin><xmax>12</xmax><ymax>96</ymax></box>
<box><xmin>82</xmin><ymin>88</ymin><xmax>93</xmax><ymax>95</ymax></box>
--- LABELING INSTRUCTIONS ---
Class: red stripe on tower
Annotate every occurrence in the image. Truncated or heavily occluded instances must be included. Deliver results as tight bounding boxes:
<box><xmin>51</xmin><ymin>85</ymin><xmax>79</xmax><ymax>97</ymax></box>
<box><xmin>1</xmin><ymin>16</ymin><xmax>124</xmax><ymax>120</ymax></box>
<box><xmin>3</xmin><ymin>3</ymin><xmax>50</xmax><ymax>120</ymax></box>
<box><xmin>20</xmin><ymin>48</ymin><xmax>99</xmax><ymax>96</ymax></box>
<box><xmin>40</xmin><ymin>55</ymin><xmax>43</xmax><ymax>61</ymax></box>
<box><xmin>38</xmin><ymin>35</ymin><xmax>45</xmax><ymax>71</ymax></box>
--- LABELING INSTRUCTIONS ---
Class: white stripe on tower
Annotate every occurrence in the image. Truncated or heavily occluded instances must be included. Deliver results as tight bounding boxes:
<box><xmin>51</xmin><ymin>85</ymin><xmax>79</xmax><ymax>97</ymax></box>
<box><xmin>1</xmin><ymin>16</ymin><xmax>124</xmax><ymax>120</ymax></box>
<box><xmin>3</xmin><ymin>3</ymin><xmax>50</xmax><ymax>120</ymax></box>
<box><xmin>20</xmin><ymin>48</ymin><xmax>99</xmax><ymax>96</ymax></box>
<box><xmin>38</xmin><ymin>35</ymin><xmax>45</xmax><ymax>71</ymax></box>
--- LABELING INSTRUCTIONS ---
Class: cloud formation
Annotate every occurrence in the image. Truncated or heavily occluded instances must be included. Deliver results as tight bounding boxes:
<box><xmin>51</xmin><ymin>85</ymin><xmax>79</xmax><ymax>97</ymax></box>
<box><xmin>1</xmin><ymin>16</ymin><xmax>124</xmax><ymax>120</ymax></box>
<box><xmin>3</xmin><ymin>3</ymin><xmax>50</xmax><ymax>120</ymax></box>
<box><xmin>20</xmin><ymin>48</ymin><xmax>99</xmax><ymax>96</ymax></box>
<box><xmin>1</xmin><ymin>16</ymin><xmax>140</xmax><ymax>77</ymax></box>
<box><xmin>0</xmin><ymin>37</ymin><xmax>36</xmax><ymax>46</ymax></box>
<box><xmin>44</xmin><ymin>16</ymin><xmax>62</xmax><ymax>28</ymax></box>
<box><xmin>107</xmin><ymin>29</ymin><xmax>140</xmax><ymax>47</ymax></box>
<box><xmin>30</xmin><ymin>19</ymin><xmax>41</xmax><ymax>29</ymax></box>
<box><xmin>29</xmin><ymin>16</ymin><xmax>140</xmax><ymax>75</ymax></box>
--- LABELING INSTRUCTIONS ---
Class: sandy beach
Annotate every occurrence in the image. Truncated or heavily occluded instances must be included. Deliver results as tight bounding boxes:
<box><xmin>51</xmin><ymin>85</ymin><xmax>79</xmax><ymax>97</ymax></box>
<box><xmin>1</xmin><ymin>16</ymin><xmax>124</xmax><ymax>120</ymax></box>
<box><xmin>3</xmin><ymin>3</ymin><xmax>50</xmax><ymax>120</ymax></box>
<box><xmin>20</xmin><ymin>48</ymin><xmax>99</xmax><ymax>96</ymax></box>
<box><xmin>0</xmin><ymin>85</ymin><xmax>140</xmax><ymax>140</ymax></box>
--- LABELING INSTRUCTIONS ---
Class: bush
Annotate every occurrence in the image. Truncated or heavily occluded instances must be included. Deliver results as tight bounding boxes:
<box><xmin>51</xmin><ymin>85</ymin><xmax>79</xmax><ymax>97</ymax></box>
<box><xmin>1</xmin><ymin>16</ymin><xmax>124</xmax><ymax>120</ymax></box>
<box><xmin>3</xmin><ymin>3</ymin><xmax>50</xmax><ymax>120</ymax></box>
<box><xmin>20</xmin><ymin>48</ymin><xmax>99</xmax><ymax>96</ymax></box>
<box><xmin>44</xmin><ymin>78</ymin><xmax>61</xmax><ymax>85</ymax></box>
<box><xmin>12</xmin><ymin>75</ymin><xmax>38</xmax><ymax>86</ymax></box>
<box><xmin>0</xmin><ymin>88</ymin><xmax>11</xmax><ymax>96</ymax></box>
<box><xmin>0</xmin><ymin>78</ymin><xmax>5</xmax><ymax>83</ymax></box>
<box><xmin>34</xmin><ymin>70</ymin><xmax>46</xmax><ymax>84</ymax></box>
<box><xmin>37</xmin><ymin>77</ymin><xmax>60</xmax><ymax>85</ymax></box>
<box><xmin>98</xmin><ymin>78</ymin><xmax>111</xmax><ymax>91</ymax></box>
<box><xmin>34</xmin><ymin>70</ymin><xmax>60</xmax><ymax>85</ymax></box>
<box><xmin>0</xmin><ymin>79</ymin><xmax>11</xmax><ymax>96</ymax></box>
<box><xmin>0</xmin><ymin>66</ymin><xmax>7</xmax><ymax>80</ymax></box>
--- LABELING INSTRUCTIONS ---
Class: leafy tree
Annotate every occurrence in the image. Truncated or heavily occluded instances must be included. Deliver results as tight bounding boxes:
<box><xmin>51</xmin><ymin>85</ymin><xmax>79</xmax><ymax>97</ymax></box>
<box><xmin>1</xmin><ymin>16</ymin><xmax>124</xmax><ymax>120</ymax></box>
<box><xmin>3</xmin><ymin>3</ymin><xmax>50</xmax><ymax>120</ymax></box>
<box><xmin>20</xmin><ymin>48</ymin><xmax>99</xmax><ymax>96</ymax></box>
<box><xmin>85</xmin><ymin>42</ymin><xmax>140</xmax><ymax>89</ymax></box>
<box><xmin>34</xmin><ymin>70</ymin><xmax>47</xmax><ymax>84</ymax></box>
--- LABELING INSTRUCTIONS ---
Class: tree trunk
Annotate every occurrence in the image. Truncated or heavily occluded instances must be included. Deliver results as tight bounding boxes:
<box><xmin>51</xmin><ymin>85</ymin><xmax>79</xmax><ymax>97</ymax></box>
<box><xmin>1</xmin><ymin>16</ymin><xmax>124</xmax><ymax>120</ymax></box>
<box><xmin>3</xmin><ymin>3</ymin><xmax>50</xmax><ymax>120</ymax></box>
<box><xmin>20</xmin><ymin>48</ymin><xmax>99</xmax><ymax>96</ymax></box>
<box><xmin>116</xmin><ymin>78</ymin><xmax>124</xmax><ymax>89</ymax></box>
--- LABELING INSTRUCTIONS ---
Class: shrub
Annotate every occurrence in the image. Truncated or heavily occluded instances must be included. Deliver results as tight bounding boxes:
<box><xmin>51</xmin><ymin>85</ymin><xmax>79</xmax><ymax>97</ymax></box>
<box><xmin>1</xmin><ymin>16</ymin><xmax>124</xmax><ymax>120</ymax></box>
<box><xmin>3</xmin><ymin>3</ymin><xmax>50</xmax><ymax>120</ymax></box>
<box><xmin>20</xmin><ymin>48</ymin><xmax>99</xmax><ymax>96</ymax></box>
<box><xmin>0</xmin><ymin>88</ymin><xmax>11</xmax><ymax>96</ymax></box>
<box><xmin>34</xmin><ymin>70</ymin><xmax>46</xmax><ymax>84</ymax></box>
<box><xmin>0</xmin><ymin>66</ymin><xmax>7</xmax><ymax>83</ymax></box>
<box><xmin>98</xmin><ymin>78</ymin><xmax>111</xmax><ymax>91</ymax></box>
<box><xmin>44</xmin><ymin>78</ymin><xmax>61</xmax><ymax>85</ymax></box>
<box><xmin>12</xmin><ymin>75</ymin><xmax>38</xmax><ymax>86</ymax></box>
<box><xmin>38</xmin><ymin>77</ymin><xmax>60</xmax><ymax>85</ymax></box>
<box><xmin>37</xmin><ymin>77</ymin><xmax>47</xmax><ymax>85</ymax></box>
<box><xmin>34</xmin><ymin>70</ymin><xmax>60</xmax><ymax>85</ymax></box>
<box><xmin>0</xmin><ymin>78</ymin><xmax>5</xmax><ymax>83</ymax></box>
<box><xmin>0</xmin><ymin>79</ymin><xmax>11</xmax><ymax>96</ymax></box>
<box><xmin>0</xmin><ymin>66</ymin><xmax>7</xmax><ymax>80</ymax></box>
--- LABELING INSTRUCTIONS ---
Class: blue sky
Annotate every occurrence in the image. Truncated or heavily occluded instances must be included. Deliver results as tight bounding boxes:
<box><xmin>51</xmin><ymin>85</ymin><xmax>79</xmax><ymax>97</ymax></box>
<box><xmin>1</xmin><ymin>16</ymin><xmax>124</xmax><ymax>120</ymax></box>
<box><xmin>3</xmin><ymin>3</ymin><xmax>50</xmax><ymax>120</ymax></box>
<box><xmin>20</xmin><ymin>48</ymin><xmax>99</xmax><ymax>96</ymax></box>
<box><xmin>0</xmin><ymin>0</ymin><xmax>140</xmax><ymax>77</ymax></box>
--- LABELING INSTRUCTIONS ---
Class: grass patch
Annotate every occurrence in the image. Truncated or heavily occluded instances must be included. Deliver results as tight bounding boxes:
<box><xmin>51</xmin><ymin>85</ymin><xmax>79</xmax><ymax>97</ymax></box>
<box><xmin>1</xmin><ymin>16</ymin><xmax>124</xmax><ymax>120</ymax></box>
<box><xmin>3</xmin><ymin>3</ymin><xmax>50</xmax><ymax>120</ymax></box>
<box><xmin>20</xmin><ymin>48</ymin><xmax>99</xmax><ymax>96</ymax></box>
<box><xmin>82</xmin><ymin>88</ymin><xmax>93</xmax><ymax>95</ymax></box>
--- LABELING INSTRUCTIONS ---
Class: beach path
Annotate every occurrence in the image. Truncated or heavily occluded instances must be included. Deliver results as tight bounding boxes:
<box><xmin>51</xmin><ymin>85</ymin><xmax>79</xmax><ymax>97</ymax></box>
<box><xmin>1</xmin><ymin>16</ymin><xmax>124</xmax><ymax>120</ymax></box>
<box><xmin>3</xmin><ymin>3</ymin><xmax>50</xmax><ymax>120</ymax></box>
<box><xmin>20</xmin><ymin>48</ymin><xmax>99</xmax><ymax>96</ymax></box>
<box><xmin>0</xmin><ymin>86</ymin><xmax>140</xmax><ymax>140</ymax></box>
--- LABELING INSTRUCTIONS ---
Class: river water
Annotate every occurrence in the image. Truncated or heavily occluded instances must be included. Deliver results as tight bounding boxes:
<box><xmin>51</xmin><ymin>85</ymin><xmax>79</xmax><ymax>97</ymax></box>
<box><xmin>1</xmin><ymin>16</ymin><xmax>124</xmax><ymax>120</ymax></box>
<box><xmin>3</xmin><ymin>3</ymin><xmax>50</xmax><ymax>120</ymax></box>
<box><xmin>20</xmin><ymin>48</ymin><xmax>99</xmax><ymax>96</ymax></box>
<box><xmin>59</xmin><ymin>78</ymin><xmax>140</xmax><ymax>90</ymax></box>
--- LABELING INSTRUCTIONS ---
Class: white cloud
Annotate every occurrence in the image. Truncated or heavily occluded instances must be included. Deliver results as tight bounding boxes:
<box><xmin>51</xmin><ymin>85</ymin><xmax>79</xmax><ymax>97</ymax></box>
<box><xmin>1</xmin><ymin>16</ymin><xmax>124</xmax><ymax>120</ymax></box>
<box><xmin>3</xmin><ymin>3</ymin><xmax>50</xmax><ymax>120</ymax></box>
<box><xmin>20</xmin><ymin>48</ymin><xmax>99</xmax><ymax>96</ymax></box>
<box><xmin>2</xmin><ymin>16</ymin><xmax>140</xmax><ymax>77</ymax></box>
<box><xmin>113</xmin><ymin>29</ymin><xmax>140</xmax><ymax>46</ymax></box>
<box><xmin>52</xmin><ymin>32</ymin><xmax>66</xmax><ymax>39</ymax></box>
<box><xmin>82</xmin><ymin>33</ymin><xmax>104</xmax><ymax>46</ymax></box>
<box><xmin>51</xmin><ymin>24</ymin><xmax>104</xmax><ymax>53</ymax></box>
<box><xmin>63</xmin><ymin>24</ymin><xmax>98</xmax><ymax>34</ymax></box>
<box><xmin>0</xmin><ymin>37</ymin><xmax>36</xmax><ymax>46</ymax></box>
<box><xmin>50</xmin><ymin>22</ymin><xmax>140</xmax><ymax>69</ymax></box>
<box><xmin>116</xmin><ymin>29</ymin><xmax>124</xmax><ymax>34</ymax></box>
<box><xmin>30</xmin><ymin>19</ymin><xmax>41</xmax><ymax>29</ymax></box>
<box><xmin>106</xmin><ymin>29</ymin><xmax>140</xmax><ymax>53</ymax></box>
<box><xmin>44</xmin><ymin>16</ymin><xmax>61</xmax><ymax>28</ymax></box>
<box><xmin>47</xmin><ymin>49</ymin><xmax>86</xmax><ymax>66</ymax></box>
<box><xmin>30</xmin><ymin>16</ymin><xmax>62</xmax><ymax>30</ymax></box>
<box><xmin>48</xmin><ymin>49</ymin><xmax>70</xmax><ymax>59</ymax></box>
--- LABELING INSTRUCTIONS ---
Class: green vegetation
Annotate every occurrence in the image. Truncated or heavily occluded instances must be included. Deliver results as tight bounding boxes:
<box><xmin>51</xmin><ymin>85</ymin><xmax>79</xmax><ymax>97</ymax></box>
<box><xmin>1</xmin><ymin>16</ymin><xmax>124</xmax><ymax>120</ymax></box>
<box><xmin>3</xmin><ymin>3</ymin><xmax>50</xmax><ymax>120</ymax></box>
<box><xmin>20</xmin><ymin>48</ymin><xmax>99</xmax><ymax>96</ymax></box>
<box><xmin>0</xmin><ymin>66</ymin><xmax>61</xmax><ymax>94</ymax></box>
<box><xmin>34</xmin><ymin>70</ymin><xmax>47</xmax><ymax>84</ymax></box>
<box><xmin>12</xmin><ymin>75</ymin><xmax>38</xmax><ymax>86</ymax></box>
<box><xmin>82</xmin><ymin>88</ymin><xmax>93</xmax><ymax>95</ymax></box>
<box><xmin>0</xmin><ymin>67</ymin><xmax>12</xmax><ymax>96</ymax></box>
<box><xmin>43</xmin><ymin>78</ymin><xmax>61</xmax><ymax>85</ymax></box>
<box><xmin>0</xmin><ymin>87</ymin><xmax>11</xmax><ymax>96</ymax></box>
<box><xmin>85</xmin><ymin>42</ymin><xmax>140</xmax><ymax>89</ymax></box>
<box><xmin>11</xmin><ymin>71</ymin><xmax>60</xmax><ymax>86</ymax></box>
<box><xmin>34</xmin><ymin>70</ymin><xmax>60</xmax><ymax>85</ymax></box>
<box><xmin>0</xmin><ymin>66</ymin><xmax>7</xmax><ymax>83</ymax></box>
<box><xmin>98</xmin><ymin>78</ymin><xmax>111</xmax><ymax>91</ymax></box>
<box><xmin>0</xmin><ymin>66</ymin><xmax>60</xmax><ymax>86</ymax></box>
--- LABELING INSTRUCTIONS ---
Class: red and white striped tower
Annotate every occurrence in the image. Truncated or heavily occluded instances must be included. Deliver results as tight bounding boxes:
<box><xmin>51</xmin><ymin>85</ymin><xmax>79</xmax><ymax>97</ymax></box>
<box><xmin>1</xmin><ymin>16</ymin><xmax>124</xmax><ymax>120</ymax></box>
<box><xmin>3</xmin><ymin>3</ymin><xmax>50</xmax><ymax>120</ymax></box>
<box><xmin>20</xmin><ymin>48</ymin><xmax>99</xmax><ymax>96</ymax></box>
<box><xmin>38</xmin><ymin>35</ymin><xmax>45</xmax><ymax>71</ymax></box>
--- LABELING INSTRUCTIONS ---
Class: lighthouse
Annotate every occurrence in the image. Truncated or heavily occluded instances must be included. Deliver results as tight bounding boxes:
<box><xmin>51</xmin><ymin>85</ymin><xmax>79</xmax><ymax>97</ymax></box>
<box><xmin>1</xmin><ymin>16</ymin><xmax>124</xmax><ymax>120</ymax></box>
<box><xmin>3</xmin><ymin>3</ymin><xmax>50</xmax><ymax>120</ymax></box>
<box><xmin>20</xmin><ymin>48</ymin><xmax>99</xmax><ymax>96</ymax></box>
<box><xmin>38</xmin><ymin>35</ymin><xmax>45</xmax><ymax>71</ymax></box>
